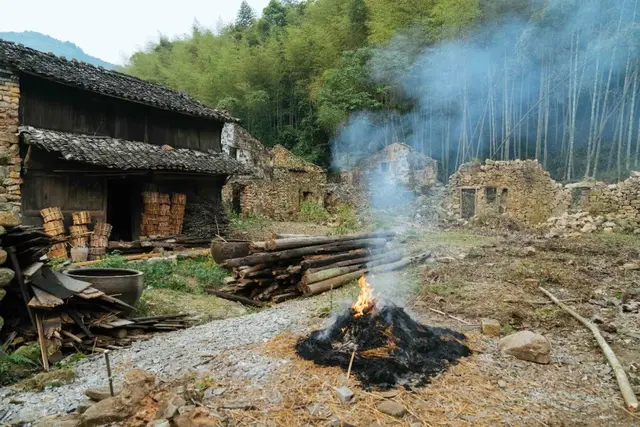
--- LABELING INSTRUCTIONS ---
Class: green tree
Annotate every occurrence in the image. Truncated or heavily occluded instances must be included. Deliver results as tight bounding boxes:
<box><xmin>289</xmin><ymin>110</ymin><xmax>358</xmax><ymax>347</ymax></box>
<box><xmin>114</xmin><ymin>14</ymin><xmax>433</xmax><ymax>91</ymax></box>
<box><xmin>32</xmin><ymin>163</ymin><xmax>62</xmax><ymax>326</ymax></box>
<box><xmin>236</xmin><ymin>1</ymin><xmax>256</xmax><ymax>29</ymax></box>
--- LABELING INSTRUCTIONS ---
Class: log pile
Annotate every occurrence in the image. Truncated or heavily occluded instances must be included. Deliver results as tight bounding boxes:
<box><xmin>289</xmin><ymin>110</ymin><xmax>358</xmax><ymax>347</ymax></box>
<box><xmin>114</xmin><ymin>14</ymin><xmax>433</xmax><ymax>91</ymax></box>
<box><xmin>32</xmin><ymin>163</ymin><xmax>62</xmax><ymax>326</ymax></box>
<box><xmin>40</xmin><ymin>207</ymin><xmax>67</xmax><ymax>260</ymax></box>
<box><xmin>215</xmin><ymin>232</ymin><xmax>430</xmax><ymax>304</ymax></box>
<box><xmin>0</xmin><ymin>228</ymin><xmax>193</xmax><ymax>370</ymax></box>
<box><xmin>183</xmin><ymin>199</ymin><xmax>229</xmax><ymax>238</ymax></box>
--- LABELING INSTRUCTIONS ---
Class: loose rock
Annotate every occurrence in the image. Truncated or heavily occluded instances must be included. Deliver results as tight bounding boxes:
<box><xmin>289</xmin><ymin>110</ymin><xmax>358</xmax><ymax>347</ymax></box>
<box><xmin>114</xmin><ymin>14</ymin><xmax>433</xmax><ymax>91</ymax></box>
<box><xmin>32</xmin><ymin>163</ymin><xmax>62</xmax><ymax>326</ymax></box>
<box><xmin>80</xmin><ymin>397</ymin><xmax>128</xmax><ymax>427</ymax></box>
<box><xmin>377</xmin><ymin>401</ymin><xmax>407</xmax><ymax>418</ymax></box>
<box><xmin>119</xmin><ymin>369</ymin><xmax>156</xmax><ymax>406</ymax></box>
<box><xmin>335</xmin><ymin>386</ymin><xmax>354</xmax><ymax>404</ymax></box>
<box><xmin>33</xmin><ymin>414</ymin><xmax>80</xmax><ymax>427</ymax></box>
<box><xmin>0</xmin><ymin>267</ymin><xmax>15</xmax><ymax>287</ymax></box>
<box><xmin>481</xmin><ymin>318</ymin><xmax>501</xmax><ymax>337</ymax></box>
<box><xmin>155</xmin><ymin>393</ymin><xmax>185</xmax><ymax>420</ymax></box>
<box><xmin>499</xmin><ymin>331</ymin><xmax>551</xmax><ymax>364</ymax></box>
<box><xmin>84</xmin><ymin>386</ymin><xmax>120</xmax><ymax>402</ymax></box>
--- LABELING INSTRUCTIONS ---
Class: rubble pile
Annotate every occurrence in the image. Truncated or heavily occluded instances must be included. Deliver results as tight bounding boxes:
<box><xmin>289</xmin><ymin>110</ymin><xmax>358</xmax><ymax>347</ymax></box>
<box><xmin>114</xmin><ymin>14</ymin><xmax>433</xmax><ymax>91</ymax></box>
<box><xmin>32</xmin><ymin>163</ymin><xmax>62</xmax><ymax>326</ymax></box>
<box><xmin>542</xmin><ymin>211</ymin><xmax>640</xmax><ymax>238</ymax></box>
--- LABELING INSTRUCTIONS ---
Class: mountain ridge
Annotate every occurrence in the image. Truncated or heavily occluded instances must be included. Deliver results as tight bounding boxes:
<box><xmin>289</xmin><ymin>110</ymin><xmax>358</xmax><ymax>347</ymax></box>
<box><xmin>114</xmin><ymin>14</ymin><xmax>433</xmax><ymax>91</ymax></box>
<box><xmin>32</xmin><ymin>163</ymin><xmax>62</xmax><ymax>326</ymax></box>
<box><xmin>0</xmin><ymin>31</ymin><xmax>116</xmax><ymax>69</ymax></box>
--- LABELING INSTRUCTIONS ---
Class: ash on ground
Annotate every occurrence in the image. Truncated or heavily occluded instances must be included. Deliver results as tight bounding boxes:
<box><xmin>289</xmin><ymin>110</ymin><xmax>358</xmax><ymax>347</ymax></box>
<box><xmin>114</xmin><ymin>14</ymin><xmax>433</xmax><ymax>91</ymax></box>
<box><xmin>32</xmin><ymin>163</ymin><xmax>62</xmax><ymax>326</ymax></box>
<box><xmin>296</xmin><ymin>304</ymin><xmax>471</xmax><ymax>389</ymax></box>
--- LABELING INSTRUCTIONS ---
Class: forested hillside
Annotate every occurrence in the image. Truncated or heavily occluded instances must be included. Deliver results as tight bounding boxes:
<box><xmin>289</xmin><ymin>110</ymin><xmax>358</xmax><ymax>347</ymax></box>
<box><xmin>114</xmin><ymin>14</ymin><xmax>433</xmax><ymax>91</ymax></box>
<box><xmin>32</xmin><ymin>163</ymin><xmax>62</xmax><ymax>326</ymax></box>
<box><xmin>127</xmin><ymin>0</ymin><xmax>640</xmax><ymax>182</ymax></box>
<box><xmin>0</xmin><ymin>31</ymin><xmax>115</xmax><ymax>69</ymax></box>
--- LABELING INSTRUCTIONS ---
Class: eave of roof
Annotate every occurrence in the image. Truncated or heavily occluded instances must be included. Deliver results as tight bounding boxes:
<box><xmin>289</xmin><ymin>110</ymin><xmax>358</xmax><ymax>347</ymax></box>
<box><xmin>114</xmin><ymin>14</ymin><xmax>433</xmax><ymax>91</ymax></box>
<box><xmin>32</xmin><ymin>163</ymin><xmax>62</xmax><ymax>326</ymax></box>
<box><xmin>0</xmin><ymin>39</ymin><xmax>239</xmax><ymax>123</ymax></box>
<box><xmin>20</xmin><ymin>126</ymin><xmax>250</xmax><ymax>176</ymax></box>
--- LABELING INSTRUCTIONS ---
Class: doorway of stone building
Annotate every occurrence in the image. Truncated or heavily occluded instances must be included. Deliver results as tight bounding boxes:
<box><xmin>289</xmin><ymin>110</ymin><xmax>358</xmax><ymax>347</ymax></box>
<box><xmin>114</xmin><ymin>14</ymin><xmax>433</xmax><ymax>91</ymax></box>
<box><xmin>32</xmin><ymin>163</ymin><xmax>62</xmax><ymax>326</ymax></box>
<box><xmin>231</xmin><ymin>184</ymin><xmax>244</xmax><ymax>214</ymax></box>
<box><xmin>460</xmin><ymin>188</ymin><xmax>477</xmax><ymax>219</ymax></box>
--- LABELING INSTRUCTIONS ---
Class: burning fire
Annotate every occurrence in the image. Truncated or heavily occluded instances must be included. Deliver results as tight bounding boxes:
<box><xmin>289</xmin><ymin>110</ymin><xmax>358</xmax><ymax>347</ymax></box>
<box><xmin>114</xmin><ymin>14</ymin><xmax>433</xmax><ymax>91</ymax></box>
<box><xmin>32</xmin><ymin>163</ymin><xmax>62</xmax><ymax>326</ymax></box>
<box><xmin>352</xmin><ymin>275</ymin><xmax>377</xmax><ymax>317</ymax></box>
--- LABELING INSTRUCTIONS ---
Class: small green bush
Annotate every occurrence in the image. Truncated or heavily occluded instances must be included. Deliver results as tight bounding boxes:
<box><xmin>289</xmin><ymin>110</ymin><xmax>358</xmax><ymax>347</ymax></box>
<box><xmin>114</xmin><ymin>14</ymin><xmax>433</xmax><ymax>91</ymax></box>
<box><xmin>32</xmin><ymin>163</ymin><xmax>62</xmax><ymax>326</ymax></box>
<box><xmin>299</xmin><ymin>200</ymin><xmax>330</xmax><ymax>223</ymax></box>
<box><xmin>333</xmin><ymin>204</ymin><xmax>360</xmax><ymax>235</ymax></box>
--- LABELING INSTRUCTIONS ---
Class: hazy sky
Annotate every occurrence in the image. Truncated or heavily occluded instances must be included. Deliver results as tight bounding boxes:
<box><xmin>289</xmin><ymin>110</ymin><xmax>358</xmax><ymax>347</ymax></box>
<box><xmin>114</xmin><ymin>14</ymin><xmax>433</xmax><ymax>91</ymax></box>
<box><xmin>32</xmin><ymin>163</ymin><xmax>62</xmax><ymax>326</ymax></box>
<box><xmin>0</xmin><ymin>0</ymin><xmax>271</xmax><ymax>65</ymax></box>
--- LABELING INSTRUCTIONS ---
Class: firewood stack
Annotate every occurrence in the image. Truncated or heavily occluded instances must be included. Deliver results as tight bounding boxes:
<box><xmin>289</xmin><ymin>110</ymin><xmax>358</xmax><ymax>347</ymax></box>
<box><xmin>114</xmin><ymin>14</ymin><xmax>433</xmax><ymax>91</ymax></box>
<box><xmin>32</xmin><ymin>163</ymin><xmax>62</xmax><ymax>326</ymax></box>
<box><xmin>40</xmin><ymin>207</ymin><xmax>67</xmax><ymax>259</ymax></box>
<box><xmin>89</xmin><ymin>220</ymin><xmax>112</xmax><ymax>261</ymax></box>
<box><xmin>214</xmin><ymin>232</ymin><xmax>430</xmax><ymax>305</ymax></box>
<box><xmin>170</xmin><ymin>193</ymin><xmax>186</xmax><ymax>235</ymax></box>
<box><xmin>69</xmin><ymin>212</ymin><xmax>91</xmax><ymax>248</ymax></box>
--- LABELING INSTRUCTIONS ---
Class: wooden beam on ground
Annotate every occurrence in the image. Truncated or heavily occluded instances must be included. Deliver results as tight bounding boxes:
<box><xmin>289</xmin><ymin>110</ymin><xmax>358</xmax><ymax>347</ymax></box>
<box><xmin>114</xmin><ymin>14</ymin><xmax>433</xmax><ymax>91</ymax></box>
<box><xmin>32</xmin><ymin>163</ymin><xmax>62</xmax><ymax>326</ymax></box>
<box><xmin>35</xmin><ymin>313</ymin><xmax>50</xmax><ymax>371</ymax></box>
<box><xmin>7</xmin><ymin>246</ymin><xmax>36</xmax><ymax>329</ymax></box>
<box><xmin>205</xmin><ymin>289</ymin><xmax>265</xmax><ymax>307</ymax></box>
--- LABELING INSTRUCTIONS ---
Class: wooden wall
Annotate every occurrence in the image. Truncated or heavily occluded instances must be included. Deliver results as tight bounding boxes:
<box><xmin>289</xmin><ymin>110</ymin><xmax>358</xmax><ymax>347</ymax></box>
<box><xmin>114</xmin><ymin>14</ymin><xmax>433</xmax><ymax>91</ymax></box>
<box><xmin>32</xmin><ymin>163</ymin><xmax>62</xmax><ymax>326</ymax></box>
<box><xmin>19</xmin><ymin>74</ymin><xmax>223</xmax><ymax>152</ymax></box>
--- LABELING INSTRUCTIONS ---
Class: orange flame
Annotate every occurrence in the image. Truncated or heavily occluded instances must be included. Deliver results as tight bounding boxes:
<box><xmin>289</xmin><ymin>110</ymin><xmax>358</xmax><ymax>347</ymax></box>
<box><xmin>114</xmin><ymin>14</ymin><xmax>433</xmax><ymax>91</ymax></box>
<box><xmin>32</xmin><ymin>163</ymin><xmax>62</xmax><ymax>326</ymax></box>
<box><xmin>352</xmin><ymin>275</ymin><xmax>376</xmax><ymax>317</ymax></box>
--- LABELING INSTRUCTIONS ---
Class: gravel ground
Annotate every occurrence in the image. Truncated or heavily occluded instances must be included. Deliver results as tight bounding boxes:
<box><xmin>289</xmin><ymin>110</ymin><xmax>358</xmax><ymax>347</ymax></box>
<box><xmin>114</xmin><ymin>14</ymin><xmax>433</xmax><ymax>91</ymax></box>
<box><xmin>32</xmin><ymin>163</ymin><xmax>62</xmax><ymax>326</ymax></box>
<box><xmin>0</xmin><ymin>294</ymin><xmax>337</xmax><ymax>424</ymax></box>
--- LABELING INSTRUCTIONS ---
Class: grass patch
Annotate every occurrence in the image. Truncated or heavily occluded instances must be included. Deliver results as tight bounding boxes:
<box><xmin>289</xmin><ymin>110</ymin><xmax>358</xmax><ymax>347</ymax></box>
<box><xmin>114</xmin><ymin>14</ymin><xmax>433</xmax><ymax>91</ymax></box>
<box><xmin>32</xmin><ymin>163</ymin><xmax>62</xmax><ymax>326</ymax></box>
<box><xmin>137</xmin><ymin>288</ymin><xmax>248</xmax><ymax>322</ymax></box>
<box><xmin>332</xmin><ymin>204</ymin><xmax>361</xmax><ymax>235</ymax></box>
<box><xmin>299</xmin><ymin>200</ymin><xmax>330</xmax><ymax>223</ymax></box>
<box><xmin>227</xmin><ymin>212</ymin><xmax>270</xmax><ymax>237</ymax></box>
<box><xmin>15</xmin><ymin>367</ymin><xmax>75</xmax><ymax>391</ymax></box>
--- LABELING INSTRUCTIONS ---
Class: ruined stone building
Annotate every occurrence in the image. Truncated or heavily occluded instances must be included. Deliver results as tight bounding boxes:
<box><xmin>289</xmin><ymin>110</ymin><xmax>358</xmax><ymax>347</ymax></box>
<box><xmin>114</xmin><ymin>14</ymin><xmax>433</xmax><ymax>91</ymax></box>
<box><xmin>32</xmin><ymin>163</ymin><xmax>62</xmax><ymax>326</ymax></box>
<box><xmin>221</xmin><ymin>123</ymin><xmax>327</xmax><ymax>220</ymax></box>
<box><xmin>0</xmin><ymin>39</ymin><xmax>246</xmax><ymax>239</ymax></box>
<box><xmin>447</xmin><ymin>159</ymin><xmax>569</xmax><ymax>224</ymax></box>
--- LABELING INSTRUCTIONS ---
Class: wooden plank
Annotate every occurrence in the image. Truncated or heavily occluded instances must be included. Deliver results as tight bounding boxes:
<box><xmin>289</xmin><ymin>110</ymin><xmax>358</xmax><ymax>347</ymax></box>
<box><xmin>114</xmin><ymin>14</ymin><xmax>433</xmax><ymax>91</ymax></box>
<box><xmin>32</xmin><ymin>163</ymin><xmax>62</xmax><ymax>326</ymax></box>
<box><xmin>99</xmin><ymin>294</ymin><xmax>136</xmax><ymax>311</ymax></box>
<box><xmin>29</xmin><ymin>286</ymin><xmax>64</xmax><ymax>308</ymax></box>
<box><xmin>106</xmin><ymin>319</ymin><xmax>135</xmax><ymax>328</ymax></box>
<box><xmin>35</xmin><ymin>313</ymin><xmax>50</xmax><ymax>371</ymax></box>
<box><xmin>76</xmin><ymin>287</ymin><xmax>106</xmax><ymax>299</ymax></box>
<box><xmin>60</xmin><ymin>330</ymin><xmax>83</xmax><ymax>343</ymax></box>
<box><xmin>47</xmin><ymin>269</ymin><xmax>92</xmax><ymax>293</ymax></box>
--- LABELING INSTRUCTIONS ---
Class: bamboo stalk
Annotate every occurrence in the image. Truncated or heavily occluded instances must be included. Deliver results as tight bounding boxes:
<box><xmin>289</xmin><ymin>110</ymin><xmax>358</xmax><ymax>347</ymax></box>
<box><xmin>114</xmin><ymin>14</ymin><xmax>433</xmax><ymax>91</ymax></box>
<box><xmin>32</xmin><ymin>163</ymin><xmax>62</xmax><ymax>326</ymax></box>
<box><xmin>540</xmin><ymin>287</ymin><xmax>638</xmax><ymax>411</ymax></box>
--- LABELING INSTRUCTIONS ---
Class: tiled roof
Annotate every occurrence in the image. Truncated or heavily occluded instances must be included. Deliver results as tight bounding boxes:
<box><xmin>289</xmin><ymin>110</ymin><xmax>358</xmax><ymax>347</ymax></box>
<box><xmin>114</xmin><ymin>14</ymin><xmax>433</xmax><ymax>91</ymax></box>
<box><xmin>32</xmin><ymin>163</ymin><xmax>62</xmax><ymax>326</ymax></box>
<box><xmin>0</xmin><ymin>39</ymin><xmax>238</xmax><ymax>122</ymax></box>
<box><xmin>20</xmin><ymin>126</ymin><xmax>248</xmax><ymax>176</ymax></box>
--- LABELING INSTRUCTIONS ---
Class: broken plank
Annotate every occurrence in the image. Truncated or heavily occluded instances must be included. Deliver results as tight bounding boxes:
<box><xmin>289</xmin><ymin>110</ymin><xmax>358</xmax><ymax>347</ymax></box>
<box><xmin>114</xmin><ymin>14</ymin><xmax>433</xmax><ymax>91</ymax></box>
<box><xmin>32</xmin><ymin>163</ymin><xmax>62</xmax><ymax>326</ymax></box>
<box><xmin>99</xmin><ymin>294</ymin><xmax>137</xmax><ymax>311</ymax></box>
<box><xmin>35</xmin><ymin>313</ymin><xmax>50</xmax><ymax>371</ymax></box>
<box><xmin>67</xmin><ymin>309</ymin><xmax>94</xmax><ymax>338</ymax></box>
<box><xmin>23</xmin><ymin>262</ymin><xmax>44</xmax><ymax>282</ymax></box>
<box><xmin>29</xmin><ymin>286</ymin><xmax>64</xmax><ymax>308</ymax></box>
<box><xmin>205</xmin><ymin>289</ymin><xmax>265</xmax><ymax>307</ymax></box>
<box><xmin>60</xmin><ymin>330</ymin><xmax>83</xmax><ymax>344</ymax></box>
<box><xmin>31</xmin><ymin>275</ymin><xmax>74</xmax><ymax>299</ymax></box>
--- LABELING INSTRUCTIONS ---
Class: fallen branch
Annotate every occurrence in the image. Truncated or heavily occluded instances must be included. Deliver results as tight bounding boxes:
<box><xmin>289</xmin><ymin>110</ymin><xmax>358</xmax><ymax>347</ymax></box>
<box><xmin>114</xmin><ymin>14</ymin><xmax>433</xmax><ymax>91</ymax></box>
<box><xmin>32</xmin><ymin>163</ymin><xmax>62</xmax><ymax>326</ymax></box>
<box><xmin>503</xmin><ymin>298</ymin><xmax>581</xmax><ymax>305</ymax></box>
<box><xmin>540</xmin><ymin>286</ymin><xmax>638</xmax><ymax>411</ymax></box>
<box><xmin>427</xmin><ymin>307</ymin><xmax>472</xmax><ymax>325</ymax></box>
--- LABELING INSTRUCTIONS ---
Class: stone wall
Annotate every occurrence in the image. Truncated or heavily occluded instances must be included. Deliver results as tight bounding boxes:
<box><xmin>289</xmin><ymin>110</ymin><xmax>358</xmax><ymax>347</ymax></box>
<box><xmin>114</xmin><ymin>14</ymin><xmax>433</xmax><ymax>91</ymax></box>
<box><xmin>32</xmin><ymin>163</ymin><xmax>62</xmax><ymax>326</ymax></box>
<box><xmin>221</xmin><ymin>123</ymin><xmax>272</xmax><ymax>179</ymax></box>
<box><xmin>343</xmin><ymin>143</ymin><xmax>438</xmax><ymax>191</ymax></box>
<box><xmin>447</xmin><ymin>159</ymin><xmax>569</xmax><ymax>224</ymax></box>
<box><xmin>222</xmin><ymin>141</ymin><xmax>327</xmax><ymax>221</ymax></box>
<box><xmin>581</xmin><ymin>173</ymin><xmax>640</xmax><ymax>218</ymax></box>
<box><xmin>0</xmin><ymin>67</ymin><xmax>22</xmax><ymax>226</ymax></box>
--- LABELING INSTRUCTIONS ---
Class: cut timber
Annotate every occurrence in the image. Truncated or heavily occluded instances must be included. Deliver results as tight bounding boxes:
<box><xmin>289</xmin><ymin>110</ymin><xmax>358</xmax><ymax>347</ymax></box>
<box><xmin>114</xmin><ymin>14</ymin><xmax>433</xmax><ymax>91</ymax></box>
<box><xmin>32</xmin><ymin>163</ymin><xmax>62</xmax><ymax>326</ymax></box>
<box><xmin>265</xmin><ymin>232</ymin><xmax>395</xmax><ymax>251</ymax></box>
<box><xmin>206</xmin><ymin>289</ymin><xmax>265</xmax><ymax>307</ymax></box>
<box><xmin>540</xmin><ymin>286</ymin><xmax>638</xmax><ymax>411</ymax></box>
<box><xmin>302</xmin><ymin>265</ymin><xmax>364</xmax><ymax>286</ymax></box>
<box><xmin>369</xmin><ymin>253</ymin><xmax>431</xmax><ymax>273</ymax></box>
<box><xmin>223</xmin><ymin>238</ymin><xmax>388</xmax><ymax>268</ymax></box>
<box><xmin>302</xmin><ymin>269</ymin><xmax>366</xmax><ymax>296</ymax></box>
<box><xmin>301</xmin><ymin>249</ymin><xmax>372</xmax><ymax>269</ymax></box>
<box><xmin>46</xmin><ymin>269</ymin><xmax>92</xmax><ymax>293</ymax></box>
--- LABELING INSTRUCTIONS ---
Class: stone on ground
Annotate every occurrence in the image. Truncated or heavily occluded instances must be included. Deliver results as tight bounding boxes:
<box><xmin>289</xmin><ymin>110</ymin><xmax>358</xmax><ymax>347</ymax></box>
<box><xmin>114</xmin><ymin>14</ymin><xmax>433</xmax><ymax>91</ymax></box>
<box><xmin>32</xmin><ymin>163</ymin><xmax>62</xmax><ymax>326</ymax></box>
<box><xmin>0</xmin><ymin>248</ymin><xmax>7</xmax><ymax>265</ymax></box>
<box><xmin>75</xmin><ymin>399</ymin><xmax>94</xmax><ymax>414</ymax></box>
<box><xmin>522</xmin><ymin>246</ymin><xmax>536</xmax><ymax>256</ymax></box>
<box><xmin>155</xmin><ymin>393</ymin><xmax>186</xmax><ymax>420</ymax></box>
<box><xmin>84</xmin><ymin>386</ymin><xmax>120</xmax><ymax>402</ymax></box>
<box><xmin>499</xmin><ymin>330</ymin><xmax>551</xmax><ymax>364</ymax></box>
<box><xmin>119</xmin><ymin>369</ymin><xmax>156</xmax><ymax>406</ymax></box>
<box><xmin>173</xmin><ymin>407</ymin><xmax>220</xmax><ymax>427</ymax></box>
<box><xmin>481</xmin><ymin>318</ymin><xmax>501</xmax><ymax>337</ymax></box>
<box><xmin>148</xmin><ymin>420</ymin><xmax>170</xmax><ymax>427</ymax></box>
<box><xmin>80</xmin><ymin>397</ymin><xmax>128</xmax><ymax>427</ymax></box>
<box><xmin>377</xmin><ymin>401</ymin><xmax>407</xmax><ymax>418</ymax></box>
<box><xmin>335</xmin><ymin>386</ymin><xmax>355</xmax><ymax>404</ymax></box>
<box><xmin>33</xmin><ymin>414</ymin><xmax>80</xmax><ymax>427</ymax></box>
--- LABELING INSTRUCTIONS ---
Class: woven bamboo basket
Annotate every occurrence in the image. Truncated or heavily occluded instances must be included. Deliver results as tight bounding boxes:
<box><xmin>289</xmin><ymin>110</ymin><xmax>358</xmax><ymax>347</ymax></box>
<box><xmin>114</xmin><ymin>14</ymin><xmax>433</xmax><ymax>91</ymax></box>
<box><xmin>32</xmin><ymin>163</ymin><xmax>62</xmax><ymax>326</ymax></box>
<box><xmin>69</xmin><ymin>225</ymin><xmax>89</xmax><ymax>236</ymax></box>
<box><xmin>43</xmin><ymin>220</ymin><xmax>65</xmax><ymax>237</ymax></box>
<box><xmin>40</xmin><ymin>207</ymin><xmax>63</xmax><ymax>223</ymax></box>
<box><xmin>48</xmin><ymin>243</ymin><xmax>68</xmax><ymax>259</ymax></box>
<box><xmin>72</xmin><ymin>211</ymin><xmax>91</xmax><ymax>225</ymax></box>
<box><xmin>88</xmin><ymin>247</ymin><xmax>106</xmax><ymax>261</ymax></box>
<box><xmin>90</xmin><ymin>234</ymin><xmax>109</xmax><ymax>248</ymax></box>
<box><xmin>69</xmin><ymin>236</ymin><xmax>88</xmax><ymax>248</ymax></box>
<box><xmin>172</xmin><ymin>193</ymin><xmax>187</xmax><ymax>205</ymax></box>
<box><xmin>93</xmin><ymin>222</ymin><xmax>113</xmax><ymax>238</ymax></box>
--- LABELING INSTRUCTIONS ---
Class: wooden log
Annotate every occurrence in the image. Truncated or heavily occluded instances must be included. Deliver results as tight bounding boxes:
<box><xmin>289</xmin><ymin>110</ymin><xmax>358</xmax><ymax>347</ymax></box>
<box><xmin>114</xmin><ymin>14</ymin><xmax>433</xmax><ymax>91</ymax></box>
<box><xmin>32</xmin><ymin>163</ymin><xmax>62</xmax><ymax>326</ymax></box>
<box><xmin>240</xmin><ymin>268</ymin><xmax>273</xmax><ymax>279</ymax></box>
<box><xmin>368</xmin><ymin>253</ymin><xmax>431</xmax><ymax>273</ymax></box>
<box><xmin>223</xmin><ymin>238</ymin><xmax>388</xmax><ymax>268</ymax></box>
<box><xmin>206</xmin><ymin>289</ymin><xmax>265</xmax><ymax>307</ymax></box>
<box><xmin>539</xmin><ymin>287</ymin><xmax>638</xmax><ymax>411</ymax></box>
<box><xmin>35</xmin><ymin>313</ymin><xmax>50</xmax><ymax>371</ymax></box>
<box><xmin>302</xmin><ymin>269</ymin><xmax>366</xmax><ymax>296</ymax></box>
<box><xmin>305</xmin><ymin>251</ymin><xmax>403</xmax><ymax>274</ymax></box>
<box><xmin>300</xmin><ymin>248</ymin><xmax>385</xmax><ymax>269</ymax></box>
<box><xmin>272</xmin><ymin>292</ymin><xmax>300</xmax><ymax>303</ymax></box>
<box><xmin>265</xmin><ymin>232</ymin><xmax>395</xmax><ymax>251</ymax></box>
<box><xmin>302</xmin><ymin>265</ymin><xmax>364</xmax><ymax>286</ymax></box>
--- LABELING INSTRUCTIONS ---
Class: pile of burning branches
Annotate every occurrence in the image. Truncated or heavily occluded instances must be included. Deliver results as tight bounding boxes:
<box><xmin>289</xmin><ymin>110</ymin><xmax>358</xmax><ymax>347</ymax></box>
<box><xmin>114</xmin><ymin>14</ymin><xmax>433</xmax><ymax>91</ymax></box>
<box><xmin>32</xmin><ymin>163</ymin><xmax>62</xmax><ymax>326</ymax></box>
<box><xmin>216</xmin><ymin>232</ymin><xmax>430</xmax><ymax>305</ymax></box>
<box><xmin>296</xmin><ymin>276</ymin><xmax>471</xmax><ymax>388</ymax></box>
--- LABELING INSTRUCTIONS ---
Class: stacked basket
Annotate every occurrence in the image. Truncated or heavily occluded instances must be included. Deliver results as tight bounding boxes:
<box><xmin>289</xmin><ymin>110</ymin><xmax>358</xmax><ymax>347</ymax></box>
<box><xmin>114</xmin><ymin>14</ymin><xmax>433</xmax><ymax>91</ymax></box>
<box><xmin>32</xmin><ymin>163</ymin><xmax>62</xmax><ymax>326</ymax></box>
<box><xmin>142</xmin><ymin>192</ymin><xmax>171</xmax><ymax>236</ymax></box>
<box><xmin>170</xmin><ymin>193</ymin><xmax>187</xmax><ymax>235</ymax></box>
<box><xmin>89</xmin><ymin>220</ymin><xmax>112</xmax><ymax>261</ymax></box>
<box><xmin>40</xmin><ymin>207</ymin><xmax>67</xmax><ymax>259</ymax></box>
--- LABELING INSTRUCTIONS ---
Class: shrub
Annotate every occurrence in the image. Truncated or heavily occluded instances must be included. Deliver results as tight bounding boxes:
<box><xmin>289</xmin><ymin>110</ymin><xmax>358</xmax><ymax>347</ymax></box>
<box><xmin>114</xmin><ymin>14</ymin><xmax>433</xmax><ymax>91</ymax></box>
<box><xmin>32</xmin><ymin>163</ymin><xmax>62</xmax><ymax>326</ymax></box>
<box><xmin>333</xmin><ymin>204</ymin><xmax>360</xmax><ymax>235</ymax></box>
<box><xmin>299</xmin><ymin>200</ymin><xmax>330</xmax><ymax>223</ymax></box>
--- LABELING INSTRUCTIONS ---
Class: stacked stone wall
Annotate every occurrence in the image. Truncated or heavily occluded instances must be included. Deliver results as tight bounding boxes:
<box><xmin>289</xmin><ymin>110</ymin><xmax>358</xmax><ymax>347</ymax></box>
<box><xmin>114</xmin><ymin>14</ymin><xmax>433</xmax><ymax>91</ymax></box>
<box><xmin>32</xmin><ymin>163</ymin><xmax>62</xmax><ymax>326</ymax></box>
<box><xmin>0</xmin><ymin>68</ymin><xmax>22</xmax><ymax>226</ymax></box>
<box><xmin>447</xmin><ymin>159</ymin><xmax>569</xmax><ymax>224</ymax></box>
<box><xmin>582</xmin><ymin>173</ymin><xmax>640</xmax><ymax>219</ymax></box>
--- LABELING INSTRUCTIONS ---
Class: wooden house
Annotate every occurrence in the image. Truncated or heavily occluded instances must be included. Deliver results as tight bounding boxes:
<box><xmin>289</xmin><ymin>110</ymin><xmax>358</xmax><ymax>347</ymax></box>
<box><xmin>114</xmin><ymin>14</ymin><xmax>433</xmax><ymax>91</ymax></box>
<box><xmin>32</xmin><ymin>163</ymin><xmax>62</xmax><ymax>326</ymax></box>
<box><xmin>0</xmin><ymin>39</ymin><xmax>247</xmax><ymax>241</ymax></box>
